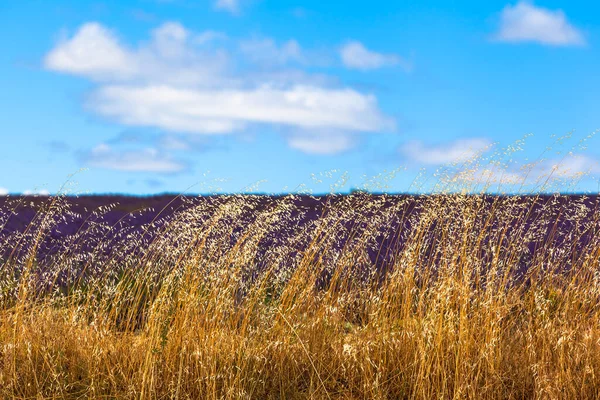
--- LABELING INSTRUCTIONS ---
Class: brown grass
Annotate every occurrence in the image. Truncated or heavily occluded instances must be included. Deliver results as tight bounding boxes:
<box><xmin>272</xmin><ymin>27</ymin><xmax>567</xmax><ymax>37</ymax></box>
<box><xmin>1</xmin><ymin>186</ymin><xmax>600</xmax><ymax>399</ymax></box>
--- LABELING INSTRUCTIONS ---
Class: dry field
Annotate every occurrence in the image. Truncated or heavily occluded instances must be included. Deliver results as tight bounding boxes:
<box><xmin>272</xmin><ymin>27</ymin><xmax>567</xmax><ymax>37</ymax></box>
<box><xmin>1</xmin><ymin>191</ymin><xmax>600</xmax><ymax>399</ymax></box>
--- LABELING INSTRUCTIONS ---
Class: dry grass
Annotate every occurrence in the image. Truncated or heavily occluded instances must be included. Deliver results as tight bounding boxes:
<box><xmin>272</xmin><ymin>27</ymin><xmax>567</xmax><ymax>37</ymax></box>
<box><xmin>1</xmin><ymin>187</ymin><xmax>600</xmax><ymax>399</ymax></box>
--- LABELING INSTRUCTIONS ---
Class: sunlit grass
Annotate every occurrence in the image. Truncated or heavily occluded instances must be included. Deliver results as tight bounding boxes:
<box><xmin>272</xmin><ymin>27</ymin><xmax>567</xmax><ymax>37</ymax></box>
<box><xmin>2</xmin><ymin>140</ymin><xmax>600</xmax><ymax>398</ymax></box>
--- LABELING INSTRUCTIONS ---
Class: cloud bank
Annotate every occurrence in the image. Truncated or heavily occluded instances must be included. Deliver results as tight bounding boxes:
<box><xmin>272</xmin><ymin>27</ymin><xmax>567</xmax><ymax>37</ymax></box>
<box><xmin>45</xmin><ymin>22</ymin><xmax>395</xmax><ymax>162</ymax></box>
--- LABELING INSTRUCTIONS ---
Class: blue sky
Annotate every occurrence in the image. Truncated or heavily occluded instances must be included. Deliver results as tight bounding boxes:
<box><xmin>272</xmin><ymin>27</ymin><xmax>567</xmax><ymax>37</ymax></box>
<box><xmin>1</xmin><ymin>0</ymin><xmax>600</xmax><ymax>195</ymax></box>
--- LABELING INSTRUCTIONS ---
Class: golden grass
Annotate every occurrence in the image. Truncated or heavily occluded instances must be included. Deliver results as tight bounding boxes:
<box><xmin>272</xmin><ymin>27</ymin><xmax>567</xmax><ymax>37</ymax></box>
<box><xmin>1</xmin><ymin>190</ymin><xmax>600</xmax><ymax>399</ymax></box>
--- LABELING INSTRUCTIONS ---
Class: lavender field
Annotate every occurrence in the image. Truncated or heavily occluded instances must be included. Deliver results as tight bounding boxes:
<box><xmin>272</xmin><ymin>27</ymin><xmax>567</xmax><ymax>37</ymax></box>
<box><xmin>1</xmin><ymin>193</ymin><xmax>600</xmax><ymax>398</ymax></box>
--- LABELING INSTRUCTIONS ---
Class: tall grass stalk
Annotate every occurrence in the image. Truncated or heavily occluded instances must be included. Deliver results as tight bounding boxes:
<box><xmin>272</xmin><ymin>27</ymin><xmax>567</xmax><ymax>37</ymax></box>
<box><xmin>1</xmin><ymin>186</ymin><xmax>600</xmax><ymax>398</ymax></box>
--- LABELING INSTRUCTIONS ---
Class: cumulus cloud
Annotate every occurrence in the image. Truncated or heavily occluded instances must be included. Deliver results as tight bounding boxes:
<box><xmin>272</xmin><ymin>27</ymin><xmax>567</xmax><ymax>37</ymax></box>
<box><xmin>45</xmin><ymin>23</ymin><xmax>136</xmax><ymax>80</ymax></box>
<box><xmin>340</xmin><ymin>41</ymin><xmax>410</xmax><ymax>71</ymax></box>
<box><xmin>494</xmin><ymin>2</ymin><xmax>585</xmax><ymax>46</ymax></box>
<box><xmin>45</xmin><ymin>22</ymin><xmax>395</xmax><ymax>156</ymax></box>
<box><xmin>400</xmin><ymin>138</ymin><xmax>493</xmax><ymax>165</ymax></box>
<box><xmin>89</xmin><ymin>85</ymin><xmax>392</xmax><ymax>134</ymax></box>
<box><xmin>80</xmin><ymin>144</ymin><xmax>188</xmax><ymax>173</ymax></box>
<box><xmin>45</xmin><ymin>22</ymin><xmax>229</xmax><ymax>86</ymax></box>
<box><xmin>0</xmin><ymin>187</ymin><xmax>8</xmax><ymax>196</ymax></box>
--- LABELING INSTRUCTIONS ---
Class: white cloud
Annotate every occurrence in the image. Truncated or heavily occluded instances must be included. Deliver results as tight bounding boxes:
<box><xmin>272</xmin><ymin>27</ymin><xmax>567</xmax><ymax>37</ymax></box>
<box><xmin>45</xmin><ymin>22</ymin><xmax>394</xmax><ymax>155</ymax></box>
<box><xmin>239</xmin><ymin>38</ymin><xmax>304</xmax><ymax>66</ymax></box>
<box><xmin>82</xmin><ymin>144</ymin><xmax>187</xmax><ymax>173</ymax></box>
<box><xmin>215</xmin><ymin>0</ymin><xmax>240</xmax><ymax>14</ymax></box>
<box><xmin>494</xmin><ymin>2</ymin><xmax>585</xmax><ymax>46</ymax></box>
<box><xmin>151</xmin><ymin>21</ymin><xmax>189</xmax><ymax>59</ymax></box>
<box><xmin>0</xmin><ymin>187</ymin><xmax>8</xmax><ymax>196</ymax></box>
<box><xmin>195</xmin><ymin>30</ymin><xmax>227</xmax><ymax>45</ymax></box>
<box><xmin>288</xmin><ymin>132</ymin><xmax>355</xmax><ymax>155</ymax></box>
<box><xmin>45</xmin><ymin>22</ymin><xmax>229</xmax><ymax>86</ymax></box>
<box><xmin>23</xmin><ymin>189</ymin><xmax>50</xmax><ymax>196</ymax></box>
<box><xmin>89</xmin><ymin>85</ymin><xmax>392</xmax><ymax>134</ymax></box>
<box><xmin>45</xmin><ymin>23</ymin><xmax>135</xmax><ymax>80</ymax></box>
<box><xmin>340</xmin><ymin>41</ymin><xmax>409</xmax><ymax>71</ymax></box>
<box><xmin>439</xmin><ymin>154</ymin><xmax>600</xmax><ymax>188</ymax></box>
<box><xmin>531</xmin><ymin>154</ymin><xmax>600</xmax><ymax>179</ymax></box>
<box><xmin>401</xmin><ymin>138</ymin><xmax>493</xmax><ymax>165</ymax></box>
